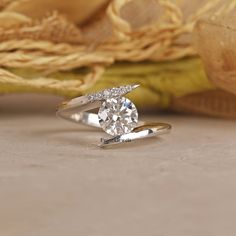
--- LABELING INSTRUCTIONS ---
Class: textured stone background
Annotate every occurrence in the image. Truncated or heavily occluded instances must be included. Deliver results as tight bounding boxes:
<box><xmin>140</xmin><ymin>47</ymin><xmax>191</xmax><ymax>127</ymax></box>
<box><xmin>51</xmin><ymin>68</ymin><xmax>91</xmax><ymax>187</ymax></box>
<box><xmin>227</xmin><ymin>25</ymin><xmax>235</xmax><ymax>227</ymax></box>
<box><xmin>0</xmin><ymin>94</ymin><xmax>236</xmax><ymax>236</ymax></box>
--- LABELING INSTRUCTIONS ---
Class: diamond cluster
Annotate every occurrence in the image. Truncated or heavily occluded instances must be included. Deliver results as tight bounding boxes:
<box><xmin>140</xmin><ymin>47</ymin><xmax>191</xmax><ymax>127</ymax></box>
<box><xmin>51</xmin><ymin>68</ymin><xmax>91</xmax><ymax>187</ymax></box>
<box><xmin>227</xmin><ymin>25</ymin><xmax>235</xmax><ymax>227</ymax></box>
<box><xmin>87</xmin><ymin>84</ymin><xmax>139</xmax><ymax>102</ymax></box>
<box><xmin>98</xmin><ymin>97</ymin><xmax>138</xmax><ymax>136</ymax></box>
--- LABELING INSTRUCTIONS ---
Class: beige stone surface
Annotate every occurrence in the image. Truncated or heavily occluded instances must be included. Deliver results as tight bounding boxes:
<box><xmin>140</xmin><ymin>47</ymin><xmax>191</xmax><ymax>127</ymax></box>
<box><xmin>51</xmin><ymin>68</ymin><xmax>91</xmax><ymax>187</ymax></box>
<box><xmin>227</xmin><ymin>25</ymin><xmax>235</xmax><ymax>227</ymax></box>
<box><xmin>0</xmin><ymin>94</ymin><xmax>236</xmax><ymax>236</ymax></box>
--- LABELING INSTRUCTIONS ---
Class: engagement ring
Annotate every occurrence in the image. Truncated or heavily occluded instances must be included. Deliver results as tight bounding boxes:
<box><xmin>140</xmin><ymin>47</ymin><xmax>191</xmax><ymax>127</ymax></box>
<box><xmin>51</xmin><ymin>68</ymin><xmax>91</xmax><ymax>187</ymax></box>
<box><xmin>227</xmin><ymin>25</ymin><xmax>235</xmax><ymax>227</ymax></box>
<box><xmin>56</xmin><ymin>84</ymin><xmax>171</xmax><ymax>147</ymax></box>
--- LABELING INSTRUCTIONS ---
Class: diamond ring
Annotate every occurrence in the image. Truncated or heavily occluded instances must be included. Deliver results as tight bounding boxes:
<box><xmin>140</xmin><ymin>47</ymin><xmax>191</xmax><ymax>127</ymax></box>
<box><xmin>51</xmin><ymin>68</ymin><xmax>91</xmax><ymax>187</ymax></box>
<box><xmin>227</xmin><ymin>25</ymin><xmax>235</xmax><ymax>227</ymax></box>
<box><xmin>56</xmin><ymin>84</ymin><xmax>171</xmax><ymax>147</ymax></box>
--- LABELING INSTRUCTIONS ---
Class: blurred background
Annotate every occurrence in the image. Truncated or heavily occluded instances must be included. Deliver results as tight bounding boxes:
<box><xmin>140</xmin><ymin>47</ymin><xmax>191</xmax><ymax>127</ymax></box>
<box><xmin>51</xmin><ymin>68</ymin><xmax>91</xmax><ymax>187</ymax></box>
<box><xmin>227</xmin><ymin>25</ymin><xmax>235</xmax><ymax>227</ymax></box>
<box><xmin>0</xmin><ymin>0</ymin><xmax>235</xmax><ymax>118</ymax></box>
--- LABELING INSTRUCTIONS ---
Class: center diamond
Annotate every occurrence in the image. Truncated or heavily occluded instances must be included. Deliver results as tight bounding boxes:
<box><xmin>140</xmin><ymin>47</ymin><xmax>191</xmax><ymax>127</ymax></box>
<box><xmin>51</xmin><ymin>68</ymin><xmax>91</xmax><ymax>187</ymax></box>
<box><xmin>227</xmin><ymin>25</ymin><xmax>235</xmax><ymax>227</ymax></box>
<box><xmin>98</xmin><ymin>97</ymin><xmax>138</xmax><ymax>136</ymax></box>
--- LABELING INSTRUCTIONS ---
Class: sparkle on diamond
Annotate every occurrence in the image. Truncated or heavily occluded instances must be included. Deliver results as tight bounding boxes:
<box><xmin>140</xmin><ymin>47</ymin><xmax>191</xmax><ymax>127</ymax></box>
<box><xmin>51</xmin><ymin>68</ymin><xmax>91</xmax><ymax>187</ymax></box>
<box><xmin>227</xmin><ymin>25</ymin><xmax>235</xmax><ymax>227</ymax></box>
<box><xmin>98</xmin><ymin>97</ymin><xmax>138</xmax><ymax>136</ymax></box>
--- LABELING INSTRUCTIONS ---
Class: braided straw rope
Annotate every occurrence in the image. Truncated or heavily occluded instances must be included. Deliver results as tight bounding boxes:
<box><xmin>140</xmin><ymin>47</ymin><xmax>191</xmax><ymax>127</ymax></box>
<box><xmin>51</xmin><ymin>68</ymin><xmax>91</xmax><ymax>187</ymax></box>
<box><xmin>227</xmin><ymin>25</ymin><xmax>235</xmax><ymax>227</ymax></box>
<box><xmin>0</xmin><ymin>65</ymin><xmax>105</xmax><ymax>95</ymax></box>
<box><xmin>0</xmin><ymin>0</ymin><xmax>234</xmax><ymax>93</ymax></box>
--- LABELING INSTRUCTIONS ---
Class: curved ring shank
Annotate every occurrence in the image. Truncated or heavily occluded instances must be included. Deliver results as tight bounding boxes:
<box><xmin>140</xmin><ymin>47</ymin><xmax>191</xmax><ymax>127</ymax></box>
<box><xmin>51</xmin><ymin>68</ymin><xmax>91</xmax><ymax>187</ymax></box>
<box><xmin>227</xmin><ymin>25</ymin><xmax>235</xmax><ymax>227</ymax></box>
<box><xmin>57</xmin><ymin>96</ymin><xmax>102</xmax><ymax>128</ymax></box>
<box><xmin>99</xmin><ymin>122</ymin><xmax>171</xmax><ymax>147</ymax></box>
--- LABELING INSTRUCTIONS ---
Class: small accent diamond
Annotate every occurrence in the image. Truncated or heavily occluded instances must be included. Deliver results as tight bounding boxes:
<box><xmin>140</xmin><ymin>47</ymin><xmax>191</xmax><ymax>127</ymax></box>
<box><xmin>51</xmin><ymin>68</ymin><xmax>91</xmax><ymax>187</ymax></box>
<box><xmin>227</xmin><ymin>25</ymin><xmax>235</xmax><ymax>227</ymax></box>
<box><xmin>87</xmin><ymin>84</ymin><xmax>139</xmax><ymax>102</ymax></box>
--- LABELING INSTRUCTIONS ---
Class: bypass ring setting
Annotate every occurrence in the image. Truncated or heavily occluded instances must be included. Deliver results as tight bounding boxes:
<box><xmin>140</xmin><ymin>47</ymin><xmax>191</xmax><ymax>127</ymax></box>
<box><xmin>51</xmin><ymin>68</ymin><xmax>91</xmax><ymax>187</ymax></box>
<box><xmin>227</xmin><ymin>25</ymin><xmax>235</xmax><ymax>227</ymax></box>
<box><xmin>56</xmin><ymin>84</ymin><xmax>171</xmax><ymax>147</ymax></box>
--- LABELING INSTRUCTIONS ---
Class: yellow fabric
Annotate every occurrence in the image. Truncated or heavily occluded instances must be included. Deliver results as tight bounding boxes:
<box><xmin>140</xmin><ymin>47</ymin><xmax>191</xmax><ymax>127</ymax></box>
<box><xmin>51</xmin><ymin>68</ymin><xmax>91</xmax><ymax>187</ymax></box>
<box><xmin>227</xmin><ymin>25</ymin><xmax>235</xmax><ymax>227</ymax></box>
<box><xmin>1</xmin><ymin>57</ymin><xmax>215</xmax><ymax>109</ymax></box>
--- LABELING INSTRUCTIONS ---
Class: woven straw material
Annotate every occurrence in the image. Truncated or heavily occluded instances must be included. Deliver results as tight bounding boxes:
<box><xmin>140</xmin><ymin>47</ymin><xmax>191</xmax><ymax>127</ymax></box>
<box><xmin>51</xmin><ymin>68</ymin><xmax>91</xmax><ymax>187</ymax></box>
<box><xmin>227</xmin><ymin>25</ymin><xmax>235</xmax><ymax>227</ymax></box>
<box><xmin>0</xmin><ymin>0</ymin><xmax>233</xmax><ymax>72</ymax></box>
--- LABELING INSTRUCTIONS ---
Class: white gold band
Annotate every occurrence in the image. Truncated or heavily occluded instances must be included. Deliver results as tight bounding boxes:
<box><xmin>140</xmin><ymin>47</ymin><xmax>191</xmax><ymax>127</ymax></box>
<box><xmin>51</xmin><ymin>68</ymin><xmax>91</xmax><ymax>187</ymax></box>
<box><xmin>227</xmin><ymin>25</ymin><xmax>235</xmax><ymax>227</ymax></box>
<box><xmin>99</xmin><ymin>123</ymin><xmax>171</xmax><ymax>147</ymax></box>
<box><xmin>57</xmin><ymin>96</ymin><xmax>101</xmax><ymax>128</ymax></box>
